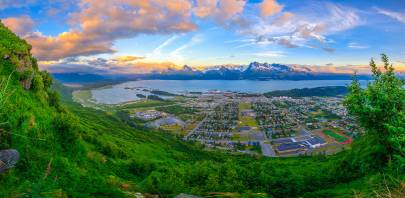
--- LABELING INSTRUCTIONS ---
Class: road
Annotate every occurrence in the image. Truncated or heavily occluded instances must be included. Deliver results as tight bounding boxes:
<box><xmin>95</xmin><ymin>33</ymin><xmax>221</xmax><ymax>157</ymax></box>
<box><xmin>184</xmin><ymin>115</ymin><xmax>207</xmax><ymax>140</ymax></box>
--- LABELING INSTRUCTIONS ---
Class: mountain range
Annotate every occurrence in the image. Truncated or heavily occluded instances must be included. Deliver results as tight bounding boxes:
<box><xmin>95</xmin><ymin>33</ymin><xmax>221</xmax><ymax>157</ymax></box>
<box><xmin>52</xmin><ymin>62</ymin><xmax>374</xmax><ymax>84</ymax></box>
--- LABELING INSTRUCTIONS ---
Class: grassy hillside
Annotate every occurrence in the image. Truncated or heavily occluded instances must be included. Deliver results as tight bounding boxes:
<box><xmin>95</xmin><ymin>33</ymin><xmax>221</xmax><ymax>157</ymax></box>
<box><xmin>264</xmin><ymin>86</ymin><xmax>348</xmax><ymax>98</ymax></box>
<box><xmin>0</xmin><ymin>21</ymin><xmax>403</xmax><ymax>197</ymax></box>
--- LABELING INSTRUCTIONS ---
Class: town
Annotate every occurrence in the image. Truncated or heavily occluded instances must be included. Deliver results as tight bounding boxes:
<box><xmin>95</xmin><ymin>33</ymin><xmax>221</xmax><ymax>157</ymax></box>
<box><xmin>74</xmin><ymin>89</ymin><xmax>362</xmax><ymax>157</ymax></box>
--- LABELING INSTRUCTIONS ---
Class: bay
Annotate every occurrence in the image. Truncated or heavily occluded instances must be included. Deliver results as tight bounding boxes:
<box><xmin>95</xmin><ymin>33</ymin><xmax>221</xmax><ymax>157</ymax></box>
<box><xmin>91</xmin><ymin>80</ymin><xmax>369</xmax><ymax>104</ymax></box>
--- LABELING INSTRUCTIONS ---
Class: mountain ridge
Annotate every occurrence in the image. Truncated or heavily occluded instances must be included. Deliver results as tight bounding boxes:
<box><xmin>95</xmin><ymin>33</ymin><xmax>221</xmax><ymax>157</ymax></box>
<box><xmin>52</xmin><ymin>62</ymin><xmax>375</xmax><ymax>84</ymax></box>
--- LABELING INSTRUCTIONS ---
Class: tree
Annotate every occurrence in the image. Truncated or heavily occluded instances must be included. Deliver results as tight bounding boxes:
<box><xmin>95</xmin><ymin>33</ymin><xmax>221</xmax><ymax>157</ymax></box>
<box><xmin>344</xmin><ymin>54</ymin><xmax>404</xmax><ymax>172</ymax></box>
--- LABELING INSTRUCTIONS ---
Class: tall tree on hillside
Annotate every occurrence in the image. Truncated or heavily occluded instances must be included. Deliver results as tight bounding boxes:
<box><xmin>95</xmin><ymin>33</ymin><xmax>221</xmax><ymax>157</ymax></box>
<box><xmin>344</xmin><ymin>54</ymin><xmax>404</xmax><ymax>172</ymax></box>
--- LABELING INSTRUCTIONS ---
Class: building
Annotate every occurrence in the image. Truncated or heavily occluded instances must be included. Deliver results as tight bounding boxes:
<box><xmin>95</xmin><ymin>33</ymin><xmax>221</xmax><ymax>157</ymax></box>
<box><xmin>305</xmin><ymin>136</ymin><xmax>326</xmax><ymax>148</ymax></box>
<box><xmin>272</xmin><ymin>138</ymin><xmax>294</xmax><ymax>145</ymax></box>
<box><xmin>133</xmin><ymin>110</ymin><xmax>164</xmax><ymax>120</ymax></box>
<box><xmin>276</xmin><ymin>142</ymin><xmax>306</xmax><ymax>154</ymax></box>
<box><xmin>146</xmin><ymin>117</ymin><xmax>186</xmax><ymax>128</ymax></box>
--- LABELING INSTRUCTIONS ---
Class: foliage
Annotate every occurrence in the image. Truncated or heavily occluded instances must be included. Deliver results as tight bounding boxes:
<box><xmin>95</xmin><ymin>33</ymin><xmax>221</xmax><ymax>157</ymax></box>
<box><xmin>264</xmin><ymin>86</ymin><xmax>348</xmax><ymax>98</ymax></box>
<box><xmin>150</xmin><ymin>90</ymin><xmax>177</xmax><ymax>96</ymax></box>
<box><xmin>147</xmin><ymin>94</ymin><xmax>164</xmax><ymax>101</ymax></box>
<box><xmin>155</xmin><ymin>105</ymin><xmax>197</xmax><ymax>115</ymax></box>
<box><xmin>344</xmin><ymin>54</ymin><xmax>404</xmax><ymax>173</ymax></box>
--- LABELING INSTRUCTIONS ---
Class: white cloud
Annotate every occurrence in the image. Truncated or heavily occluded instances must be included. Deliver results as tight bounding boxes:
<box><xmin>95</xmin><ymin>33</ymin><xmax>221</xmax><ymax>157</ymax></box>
<box><xmin>149</xmin><ymin>35</ymin><xmax>179</xmax><ymax>58</ymax></box>
<box><xmin>252</xmin><ymin>50</ymin><xmax>285</xmax><ymax>58</ymax></box>
<box><xmin>236</xmin><ymin>3</ymin><xmax>362</xmax><ymax>51</ymax></box>
<box><xmin>348</xmin><ymin>42</ymin><xmax>368</xmax><ymax>49</ymax></box>
<box><xmin>375</xmin><ymin>8</ymin><xmax>405</xmax><ymax>24</ymax></box>
<box><xmin>169</xmin><ymin>34</ymin><xmax>204</xmax><ymax>63</ymax></box>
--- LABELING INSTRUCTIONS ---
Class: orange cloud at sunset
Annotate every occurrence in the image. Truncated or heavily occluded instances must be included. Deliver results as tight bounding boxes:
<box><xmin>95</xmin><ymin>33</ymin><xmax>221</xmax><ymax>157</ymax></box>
<box><xmin>113</xmin><ymin>56</ymin><xmax>145</xmax><ymax>63</ymax></box>
<box><xmin>2</xmin><ymin>15</ymin><xmax>34</xmax><ymax>36</ymax></box>
<box><xmin>7</xmin><ymin>0</ymin><xmax>197</xmax><ymax>61</ymax></box>
<box><xmin>111</xmin><ymin>61</ymin><xmax>181</xmax><ymax>74</ymax></box>
<box><xmin>260</xmin><ymin>0</ymin><xmax>283</xmax><ymax>18</ymax></box>
<box><xmin>194</xmin><ymin>0</ymin><xmax>246</xmax><ymax>24</ymax></box>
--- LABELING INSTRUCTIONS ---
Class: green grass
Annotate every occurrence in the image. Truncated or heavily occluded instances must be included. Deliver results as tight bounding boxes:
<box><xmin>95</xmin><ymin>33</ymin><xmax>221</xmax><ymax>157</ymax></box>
<box><xmin>238</xmin><ymin>116</ymin><xmax>258</xmax><ymax>127</ymax></box>
<box><xmin>231</xmin><ymin>133</ymin><xmax>250</xmax><ymax>141</ymax></box>
<box><xmin>155</xmin><ymin>105</ymin><xmax>198</xmax><ymax>116</ymax></box>
<box><xmin>323</xmin><ymin>129</ymin><xmax>348</xmax><ymax>142</ymax></box>
<box><xmin>72</xmin><ymin>90</ymin><xmax>92</xmax><ymax>104</ymax></box>
<box><xmin>117</xmin><ymin>99</ymin><xmax>175</xmax><ymax>110</ymax></box>
<box><xmin>239</xmin><ymin>102</ymin><xmax>251</xmax><ymax>110</ymax></box>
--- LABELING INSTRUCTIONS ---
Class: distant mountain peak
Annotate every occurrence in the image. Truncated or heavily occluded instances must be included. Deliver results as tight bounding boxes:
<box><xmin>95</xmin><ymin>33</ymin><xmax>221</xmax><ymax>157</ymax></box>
<box><xmin>246</xmin><ymin>62</ymin><xmax>292</xmax><ymax>73</ymax></box>
<box><xmin>182</xmin><ymin>65</ymin><xmax>194</xmax><ymax>72</ymax></box>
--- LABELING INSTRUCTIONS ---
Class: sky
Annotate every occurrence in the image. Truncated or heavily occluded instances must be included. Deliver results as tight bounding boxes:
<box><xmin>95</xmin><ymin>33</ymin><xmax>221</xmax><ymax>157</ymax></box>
<box><xmin>1</xmin><ymin>0</ymin><xmax>405</xmax><ymax>74</ymax></box>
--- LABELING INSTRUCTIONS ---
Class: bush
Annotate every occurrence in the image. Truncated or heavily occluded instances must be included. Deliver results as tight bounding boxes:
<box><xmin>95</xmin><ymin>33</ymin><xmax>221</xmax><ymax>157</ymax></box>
<box><xmin>40</xmin><ymin>71</ymin><xmax>53</xmax><ymax>89</ymax></box>
<box><xmin>53</xmin><ymin>112</ymin><xmax>80</xmax><ymax>149</ymax></box>
<box><xmin>344</xmin><ymin>54</ymin><xmax>405</xmax><ymax>173</ymax></box>
<box><xmin>31</xmin><ymin>74</ymin><xmax>44</xmax><ymax>92</ymax></box>
<box><xmin>48</xmin><ymin>90</ymin><xmax>61</xmax><ymax>109</ymax></box>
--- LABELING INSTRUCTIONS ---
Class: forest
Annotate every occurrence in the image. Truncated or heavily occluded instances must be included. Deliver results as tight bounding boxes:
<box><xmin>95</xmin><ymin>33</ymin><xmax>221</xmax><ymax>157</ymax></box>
<box><xmin>264</xmin><ymin>86</ymin><xmax>348</xmax><ymax>98</ymax></box>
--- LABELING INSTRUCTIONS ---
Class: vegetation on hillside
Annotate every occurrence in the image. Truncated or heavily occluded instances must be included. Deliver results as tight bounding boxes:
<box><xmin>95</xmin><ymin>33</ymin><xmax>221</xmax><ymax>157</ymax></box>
<box><xmin>344</xmin><ymin>54</ymin><xmax>404</xmax><ymax>174</ymax></box>
<box><xmin>0</xmin><ymin>21</ymin><xmax>403</xmax><ymax>197</ymax></box>
<box><xmin>264</xmin><ymin>86</ymin><xmax>348</xmax><ymax>98</ymax></box>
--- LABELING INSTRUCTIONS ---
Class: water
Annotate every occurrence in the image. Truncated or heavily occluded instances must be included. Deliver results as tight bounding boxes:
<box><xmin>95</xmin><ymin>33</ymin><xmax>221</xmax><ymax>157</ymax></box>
<box><xmin>91</xmin><ymin>80</ymin><xmax>369</xmax><ymax>104</ymax></box>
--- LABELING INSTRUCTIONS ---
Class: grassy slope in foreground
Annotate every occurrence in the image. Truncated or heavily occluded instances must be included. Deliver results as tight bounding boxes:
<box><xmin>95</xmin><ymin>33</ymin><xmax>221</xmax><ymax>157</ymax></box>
<box><xmin>0</xmin><ymin>21</ymin><xmax>403</xmax><ymax>197</ymax></box>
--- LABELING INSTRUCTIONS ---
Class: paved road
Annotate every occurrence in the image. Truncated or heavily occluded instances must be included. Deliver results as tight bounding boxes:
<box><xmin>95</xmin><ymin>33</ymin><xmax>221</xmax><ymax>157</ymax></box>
<box><xmin>184</xmin><ymin>116</ymin><xmax>207</xmax><ymax>140</ymax></box>
<box><xmin>260</xmin><ymin>142</ymin><xmax>276</xmax><ymax>157</ymax></box>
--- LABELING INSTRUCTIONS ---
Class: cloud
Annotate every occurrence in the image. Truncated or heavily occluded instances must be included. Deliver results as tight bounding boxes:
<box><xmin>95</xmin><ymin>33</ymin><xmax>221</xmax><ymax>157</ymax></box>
<box><xmin>236</xmin><ymin>3</ymin><xmax>361</xmax><ymax>51</ymax></box>
<box><xmin>396</xmin><ymin>60</ymin><xmax>405</xmax><ymax>65</ymax></box>
<box><xmin>26</xmin><ymin>31</ymin><xmax>117</xmax><ymax>61</ymax></box>
<box><xmin>322</xmin><ymin>47</ymin><xmax>335</xmax><ymax>53</ymax></box>
<box><xmin>273</xmin><ymin>12</ymin><xmax>294</xmax><ymax>26</ymax></box>
<box><xmin>260</xmin><ymin>0</ymin><xmax>283</xmax><ymax>18</ymax></box>
<box><xmin>169</xmin><ymin>34</ymin><xmax>203</xmax><ymax>62</ymax></box>
<box><xmin>2</xmin><ymin>15</ymin><xmax>34</xmax><ymax>36</ymax></box>
<box><xmin>21</xmin><ymin>0</ymin><xmax>197</xmax><ymax>61</ymax></box>
<box><xmin>252</xmin><ymin>50</ymin><xmax>285</xmax><ymax>58</ymax></box>
<box><xmin>348</xmin><ymin>42</ymin><xmax>368</xmax><ymax>49</ymax></box>
<box><xmin>113</xmin><ymin>56</ymin><xmax>144</xmax><ymax>62</ymax></box>
<box><xmin>113</xmin><ymin>61</ymin><xmax>179</xmax><ymax>74</ymax></box>
<box><xmin>375</xmin><ymin>8</ymin><xmax>405</xmax><ymax>24</ymax></box>
<box><xmin>291</xmin><ymin>63</ymin><xmax>405</xmax><ymax>74</ymax></box>
<box><xmin>194</xmin><ymin>0</ymin><xmax>246</xmax><ymax>25</ymax></box>
<box><xmin>150</xmin><ymin>35</ymin><xmax>178</xmax><ymax>57</ymax></box>
<box><xmin>86</xmin><ymin>58</ymin><xmax>109</xmax><ymax>67</ymax></box>
<box><xmin>0</xmin><ymin>0</ymin><xmax>37</xmax><ymax>10</ymax></box>
<box><xmin>40</xmin><ymin>56</ymin><xmax>180</xmax><ymax>74</ymax></box>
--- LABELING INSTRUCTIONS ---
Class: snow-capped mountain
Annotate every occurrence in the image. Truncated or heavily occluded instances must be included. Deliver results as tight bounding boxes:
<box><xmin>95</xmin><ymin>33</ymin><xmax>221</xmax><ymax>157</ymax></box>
<box><xmin>244</xmin><ymin>62</ymin><xmax>293</xmax><ymax>73</ymax></box>
<box><xmin>134</xmin><ymin>62</ymin><xmax>367</xmax><ymax>80</ymax></box>
<box><xmin>203</xmin><ymin>64</ymin><xmax>246</xmax><ymax>72</ymax></box>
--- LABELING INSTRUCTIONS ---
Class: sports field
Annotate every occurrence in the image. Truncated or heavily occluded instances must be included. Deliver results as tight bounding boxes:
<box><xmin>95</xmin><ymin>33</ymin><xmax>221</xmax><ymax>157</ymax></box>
<box><xmin>323</xmin><ymin>129</ymin><xmax>348</xmax><ymax>142</ymax></box>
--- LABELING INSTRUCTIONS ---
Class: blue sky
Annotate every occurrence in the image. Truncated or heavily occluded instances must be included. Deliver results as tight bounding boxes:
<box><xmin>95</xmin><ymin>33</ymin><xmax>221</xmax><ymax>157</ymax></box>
<box><xmin>1</xmin><ymin>0</ymin><xmax>405</xmax><ymax>74</ymax></box>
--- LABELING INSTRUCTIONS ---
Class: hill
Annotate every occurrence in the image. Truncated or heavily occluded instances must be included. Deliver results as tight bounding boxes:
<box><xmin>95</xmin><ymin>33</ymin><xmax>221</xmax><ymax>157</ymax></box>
<box><xmin>264</xmin><ymin>86</ymin><xmax>348</xmax><ymax>98</ymax></box>
<box><xmin>0</xmin><ymin>21</ymin><xmax>403</xmax><ymax>197</ymax></box>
